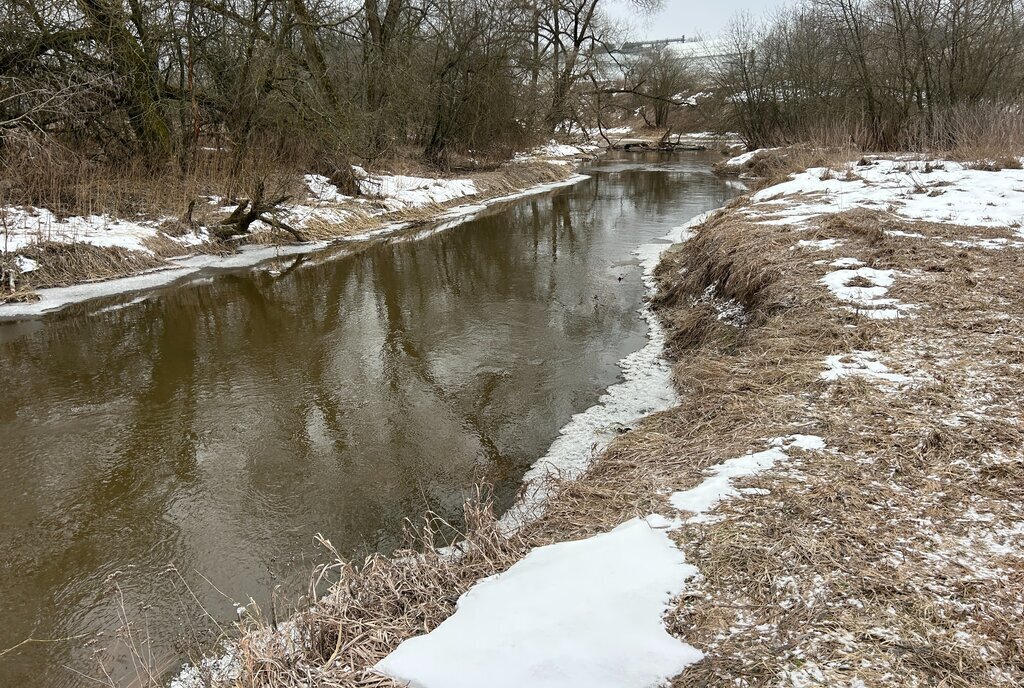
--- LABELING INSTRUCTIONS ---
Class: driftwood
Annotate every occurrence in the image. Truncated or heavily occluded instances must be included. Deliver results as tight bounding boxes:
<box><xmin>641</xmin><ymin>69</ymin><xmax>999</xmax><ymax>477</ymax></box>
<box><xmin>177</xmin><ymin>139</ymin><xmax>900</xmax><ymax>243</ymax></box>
<box><xmin>216</xmin><ymin>181</ymin><xmax>306</xmax><ymax>242</ymax></box>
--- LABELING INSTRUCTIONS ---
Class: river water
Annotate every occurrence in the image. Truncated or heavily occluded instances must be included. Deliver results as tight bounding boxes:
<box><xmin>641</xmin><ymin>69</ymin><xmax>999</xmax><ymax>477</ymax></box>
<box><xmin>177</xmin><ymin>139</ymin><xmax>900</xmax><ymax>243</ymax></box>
<box><xmin>0</xmin><ymin>153</ymin><xmax>738</xmax><ymax>686</ymax></box>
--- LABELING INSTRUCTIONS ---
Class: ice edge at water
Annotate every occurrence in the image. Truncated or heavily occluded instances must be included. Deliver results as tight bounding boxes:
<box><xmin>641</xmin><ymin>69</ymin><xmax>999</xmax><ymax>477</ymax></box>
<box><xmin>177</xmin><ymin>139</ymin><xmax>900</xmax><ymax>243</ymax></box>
<box><xmin>499</xmin><ymin>210</ymin><xmax>712</xmax><ymax>532</ymax></box>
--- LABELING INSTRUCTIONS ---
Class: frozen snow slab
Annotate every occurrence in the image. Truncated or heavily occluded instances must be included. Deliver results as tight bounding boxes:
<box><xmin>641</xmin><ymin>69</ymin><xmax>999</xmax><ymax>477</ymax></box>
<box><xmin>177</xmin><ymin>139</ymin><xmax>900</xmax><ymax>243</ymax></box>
<box><xmin>375</xmin><ymin>518</ymin><xmax>702</xmax><ymax>688</ymax></box>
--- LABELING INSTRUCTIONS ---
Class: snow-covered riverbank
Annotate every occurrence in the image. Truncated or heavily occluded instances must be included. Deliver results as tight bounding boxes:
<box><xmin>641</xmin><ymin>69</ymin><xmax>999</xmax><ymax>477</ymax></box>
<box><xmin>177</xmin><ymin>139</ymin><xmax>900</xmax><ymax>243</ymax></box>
<box><xmin>0</xmin><ymin>143</ymin><xmax>603</xmax><ymax>318</ymax></box>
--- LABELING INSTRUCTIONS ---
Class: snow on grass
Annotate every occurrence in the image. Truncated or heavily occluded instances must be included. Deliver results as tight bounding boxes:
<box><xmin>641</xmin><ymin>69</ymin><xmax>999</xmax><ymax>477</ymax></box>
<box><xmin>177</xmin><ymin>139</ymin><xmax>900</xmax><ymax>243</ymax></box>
<box><xmin>886</xmin><ymin>228</ymin><xmax>1024</xmax><ymax>251</ymax></box>
<box><xmin>670</xmin><ymin>435</ymin><xmax>826</xmax><ymax>520</ymax></box>
<box><xmin>796</xmin><ymin>238</ymin><xmax>843</xmax><ymax>250</ymax></box>
<box><xmin>375</xmin><ymin>518</ymin><xmax>703</xmax><ymax>688</ymax></box>
<box><xmin>821</xmin><ymin>267</ymin><xmax>895</xmax><ymax>303</ymax></box>
<box><xmin>352</xmin><ymin>166</ymin><xmax>478</xmax><ymax>209</ymax></box>
<box><xmin>820</xmin><ymin>266</ymin><xmax>916</xmax><ymax>319</ymax></box>
<box><xmin>304</xmin><ymin>174</ymin><xmax>352</xmax><ymax>203</ymax></box>
<box><xmin>693</xmin><ymin>284</ymin><xmax>748</xmax><ymax>327</ymax></box>
<box><xmin>752</xmin><ymin>159</ymin><xmax>1024</xmax><ymax>230</ymax></box>
<box><xmin>514</xmin><ymin>140</ymin><xmax>601</xmax><ymax>165</ymax></box>
<box><xmin>586</xmin><ymin>126</ymin><xmax>634</xmax><ymax>138</ymax></box>
<box><xmin>719</xmin><ymin>147</ymin><xmax>780</xmax><ymax>171</ymax></box>
<box><xmin>13</xmin><ymin>255</ymin><xmax>38</xmax><ymax>273</ymax></box>
<box><xmin>721</xmin><ymin>149</ymin><xmax>758</xmax><ymax>168</ymax></box>
<box><xmin>830</xmin><ymin>257</ymin><xmax>865</xmax><ymax>268</ymax></box>
<box><xmin>0</xmin><ymin>205</ymin><xmax>201</xmax><ymax>254</ymax></box>
<box><xmin>821</xmin><ymin>351</ymin><xmax>912</xmax><ymax>385</ymax></box>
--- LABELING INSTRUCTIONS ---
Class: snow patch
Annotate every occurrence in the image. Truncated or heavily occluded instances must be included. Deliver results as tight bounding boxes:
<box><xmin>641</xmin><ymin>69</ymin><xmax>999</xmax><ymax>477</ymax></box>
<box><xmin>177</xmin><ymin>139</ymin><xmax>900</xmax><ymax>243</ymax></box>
<box><xmin>821</xmin><ymin>351</ymin><xmax>912</xmax><ymax>386</ymax></box>
<box><xmin>13</xmin><ymin>255</ymin><xmax>38</xmax><ymax>273</ymax></box>
<box><xmin>820</xmin><ymin>266</ymin><xmax>916</xmax><ymax>319</ymax></box>
<box><xmin>720</xmin><ymin>147</ymin><xmax>781</xmax><ymax>171</ymax></box>
<box><xmin>515</xmin><ymin>140</ymin><xmax>601</xmax><ymax>163</ymax></box>
<box><xmin>352</xmin><ymin>166</ymin><xmax>478</xmax><ymax>209</ymax></box>
<box><xmin>753</xmin><ymin>159</ymin><xmax>1024</xmax><ymax>230</ymax></box>
<box><xmin>375</xmin><ymin>518</ymin><xmax>703</xmax><ymax>688</ymax></box>
<box><xmin>821</xmin><ymin>267</ymin><xmax>895</xmax><ymax>303</ymax></box>
<box><xmin>0</xmin><ymin>205</ymin><xmax>200</xmax><ymax>254</ymax></box>
<box><xmin>304</xmin><ymin>174</ymin><xmax>352</xmax><ymax>203</ymax></box>
<box><xmin>670</xmin><ymin>435</ymin><xmax>826</xmax><ymax>519</ymax></box>
<box><xmin>797</xmin><ymin>238</ymin><xmax>842</xmax><ymax>250</ymax></box>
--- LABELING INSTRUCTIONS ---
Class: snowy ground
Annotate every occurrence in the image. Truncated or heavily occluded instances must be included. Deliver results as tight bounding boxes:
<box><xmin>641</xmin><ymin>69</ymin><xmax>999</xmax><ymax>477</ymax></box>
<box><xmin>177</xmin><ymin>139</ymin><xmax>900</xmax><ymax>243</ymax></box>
<box><xmin>513</xmin><ymin>140</ymin><xmax>602</xmax><ymax>165</ymax></box>
<box><xmin>376</xmin><ymin>518</ymin><xmax>702</xmax><ymax>688</ymax></box>
<box><xmin>749</xmin><ymin>157</ymin><xmax>1024</xmax><ymax>229</ymax></box>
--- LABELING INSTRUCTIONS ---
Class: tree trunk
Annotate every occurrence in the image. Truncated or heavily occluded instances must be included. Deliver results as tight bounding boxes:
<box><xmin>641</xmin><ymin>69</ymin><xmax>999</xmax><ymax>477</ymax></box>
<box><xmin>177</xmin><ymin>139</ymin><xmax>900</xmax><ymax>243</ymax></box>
<box><xmin>77</xmin><ymin>0</ymin><xmax>172</xmax><ymax>162</ymax></box>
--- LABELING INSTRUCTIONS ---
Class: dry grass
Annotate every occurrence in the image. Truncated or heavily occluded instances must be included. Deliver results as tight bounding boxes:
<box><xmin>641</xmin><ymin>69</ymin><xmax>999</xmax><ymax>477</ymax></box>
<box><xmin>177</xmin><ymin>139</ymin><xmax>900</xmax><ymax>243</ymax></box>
<box><xmin>12</xmin><ymin>242</ymin><xmax>165</xmax><ymax>290</ymax></box>
<box><xmin>638</xmin><ymin>192</ymin><xmax>1024</xmax><ymax>686</ymax></box>
<box><xmin>0</xmin><ymin>132</ymin><xmax>308</xmax><ymax>221</ymax></box>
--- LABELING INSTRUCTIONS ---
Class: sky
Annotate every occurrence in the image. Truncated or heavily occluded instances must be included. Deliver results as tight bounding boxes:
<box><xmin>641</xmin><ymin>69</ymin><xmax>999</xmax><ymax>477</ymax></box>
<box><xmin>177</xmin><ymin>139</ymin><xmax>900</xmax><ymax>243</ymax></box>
<box><xmin>604</xmin><ymin>0</ymin><xmax>787</xmax><ymax>41</ymax></box>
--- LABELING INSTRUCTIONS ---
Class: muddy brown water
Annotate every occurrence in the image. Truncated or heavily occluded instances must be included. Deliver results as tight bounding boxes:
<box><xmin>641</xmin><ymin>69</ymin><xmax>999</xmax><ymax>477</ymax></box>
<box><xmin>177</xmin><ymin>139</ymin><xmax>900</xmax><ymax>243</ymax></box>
<box><xmin>0</xmin><ymin>153</ymin><xmax>739</xmax><ymax>686</ymax></box>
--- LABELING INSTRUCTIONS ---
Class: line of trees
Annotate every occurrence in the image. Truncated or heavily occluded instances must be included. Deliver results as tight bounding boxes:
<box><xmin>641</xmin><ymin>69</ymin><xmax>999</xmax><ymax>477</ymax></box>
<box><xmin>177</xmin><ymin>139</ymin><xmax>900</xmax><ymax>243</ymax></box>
<box><xmin>0</xmin><ymin>0</ymin><xmax>660</xmax><ymax>180</ymax></box>
<box><xmin>718</xmin><ymin>0</ymin><xmax>1024</xmax><ymax>150</ymax></box>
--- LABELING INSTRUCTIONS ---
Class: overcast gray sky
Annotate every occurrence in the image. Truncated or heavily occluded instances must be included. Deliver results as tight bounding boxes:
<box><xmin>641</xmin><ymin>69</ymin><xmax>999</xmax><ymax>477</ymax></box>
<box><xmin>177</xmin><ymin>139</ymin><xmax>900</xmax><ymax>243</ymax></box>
<box><xmin>604</xmin><ymin>0</ymin><xmax>787</xmax><ymax>40</ymax></box>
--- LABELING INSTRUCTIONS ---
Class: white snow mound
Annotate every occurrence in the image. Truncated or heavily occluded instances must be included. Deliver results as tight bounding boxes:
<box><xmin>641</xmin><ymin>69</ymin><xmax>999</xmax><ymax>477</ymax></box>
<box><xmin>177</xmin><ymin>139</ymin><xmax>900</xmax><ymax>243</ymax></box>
<box><xmin>375</xmin><ymin>518</ymin><xmax>703</xmax><ymax>688</ymax></box>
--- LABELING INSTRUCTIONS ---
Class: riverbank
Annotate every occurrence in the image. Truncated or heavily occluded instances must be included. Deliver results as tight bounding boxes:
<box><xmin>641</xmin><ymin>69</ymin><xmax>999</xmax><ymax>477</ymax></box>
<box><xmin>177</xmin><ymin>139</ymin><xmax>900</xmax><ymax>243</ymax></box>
<box><xmin>178</xmin><ymin>154</ymin><xmax>1024</xmax><ymax>687</ymax></box>
<box><xmin>0</xmin><ymin>143</ymin><xmax>602</xmax><ymax>316</ymax></box>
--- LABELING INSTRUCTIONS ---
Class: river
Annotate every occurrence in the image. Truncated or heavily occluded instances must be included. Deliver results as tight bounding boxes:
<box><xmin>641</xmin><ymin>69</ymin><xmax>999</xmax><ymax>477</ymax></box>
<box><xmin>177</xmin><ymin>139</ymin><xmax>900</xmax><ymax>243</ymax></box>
<box><xmin>0</xmin><ymin>153</ymin><xmax>738</xmax><ymax>686</ymax></box>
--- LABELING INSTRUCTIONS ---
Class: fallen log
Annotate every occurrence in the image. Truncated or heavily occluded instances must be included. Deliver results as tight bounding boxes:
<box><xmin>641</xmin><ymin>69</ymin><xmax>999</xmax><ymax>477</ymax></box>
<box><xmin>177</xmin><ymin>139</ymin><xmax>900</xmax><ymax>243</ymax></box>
<box><xmin>215</xmin><ymin>181</ymin><xmax>306</xmax><ymax>242</ymax></box>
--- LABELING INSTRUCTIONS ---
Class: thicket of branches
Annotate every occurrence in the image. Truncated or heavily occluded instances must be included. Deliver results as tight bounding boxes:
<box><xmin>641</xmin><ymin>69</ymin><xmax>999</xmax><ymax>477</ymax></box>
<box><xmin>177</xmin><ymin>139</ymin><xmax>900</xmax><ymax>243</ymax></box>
<box><xmin>720</xmin><ymin>0</ymin><xmax>1024</xmax><ymax>150</ymax></box>
<box><xmin>0</xmin><ymin>0</ymin><xmax>659</xmax><ymax>195</ymax></box>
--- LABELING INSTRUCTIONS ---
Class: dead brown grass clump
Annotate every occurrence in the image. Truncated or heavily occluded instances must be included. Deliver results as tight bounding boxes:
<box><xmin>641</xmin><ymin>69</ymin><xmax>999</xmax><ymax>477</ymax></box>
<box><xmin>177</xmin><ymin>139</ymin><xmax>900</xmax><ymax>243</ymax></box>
<box><xmin>661</xmin><ymin>304</ymin><xmax>742</xmax><ymax>357</ymax></box>
<box><xmin>711</xmin><ymin>148</ymin><xmax>792</xmax><ymax>178</ymax></box>
<box><xmin>652</xmin><ymin>206</ymin><xmax>818</xmax><ymax>329</ymax></box>
<box><xmin>817</xmin><ymin>208</ymin><xmax>890</xmax><ymax>244</ymax></box>
<box><xmin>14</xmin><ymin>242</ymin><xmax>166</xmax><ymax>289</ymax></box>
